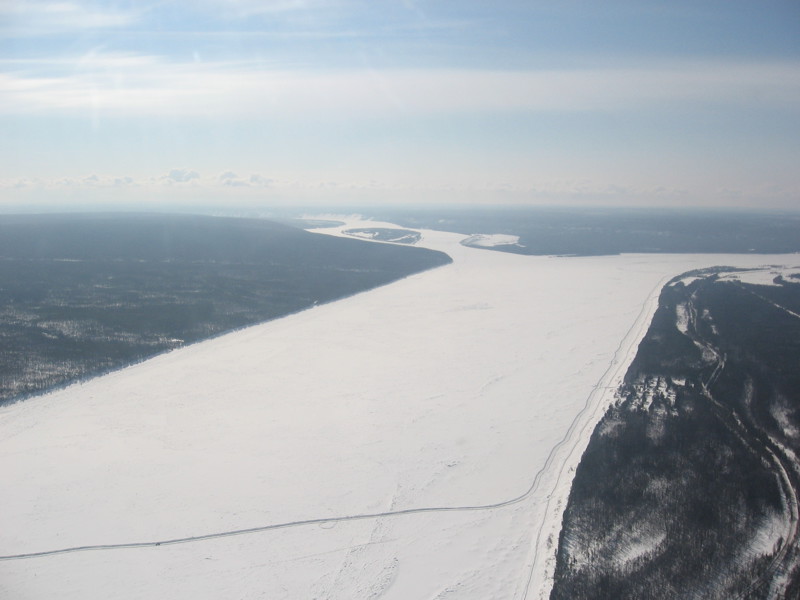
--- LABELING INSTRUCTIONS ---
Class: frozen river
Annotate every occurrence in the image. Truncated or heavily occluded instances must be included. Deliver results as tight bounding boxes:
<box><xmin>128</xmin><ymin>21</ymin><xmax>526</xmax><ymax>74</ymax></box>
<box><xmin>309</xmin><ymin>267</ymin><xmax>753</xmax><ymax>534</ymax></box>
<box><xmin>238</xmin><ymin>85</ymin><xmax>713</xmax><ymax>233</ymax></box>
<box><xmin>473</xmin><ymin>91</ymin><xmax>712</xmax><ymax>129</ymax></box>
<box><xmin>1</xmin><ymin>217</ymin><xmax>795</xmax><ymax>599</ymax></box>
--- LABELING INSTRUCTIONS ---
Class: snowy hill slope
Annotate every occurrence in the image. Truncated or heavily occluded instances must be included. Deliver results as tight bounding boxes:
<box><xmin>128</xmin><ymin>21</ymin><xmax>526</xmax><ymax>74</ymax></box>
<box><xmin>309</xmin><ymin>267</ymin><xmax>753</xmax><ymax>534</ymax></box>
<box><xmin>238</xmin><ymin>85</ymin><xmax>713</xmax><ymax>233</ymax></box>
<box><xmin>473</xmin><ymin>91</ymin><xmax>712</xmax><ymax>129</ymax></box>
<box><xmin>1</xmin><ymin>217</ymin><xmax>795</xmax><ymax>599</ymax></box>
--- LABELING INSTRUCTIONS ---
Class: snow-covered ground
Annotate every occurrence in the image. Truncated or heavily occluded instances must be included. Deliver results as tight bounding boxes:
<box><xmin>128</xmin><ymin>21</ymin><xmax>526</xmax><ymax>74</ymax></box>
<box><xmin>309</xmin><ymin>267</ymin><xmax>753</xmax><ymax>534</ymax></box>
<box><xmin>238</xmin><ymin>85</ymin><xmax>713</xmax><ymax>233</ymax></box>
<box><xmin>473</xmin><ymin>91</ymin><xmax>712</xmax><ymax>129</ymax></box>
<box><xmin>0</xmin><ymin>217</ymin><xmax>796</xmax><ymax>599</ymax></box>
<box><xmin>717</xmin><ymin>266</ymin><xmax>800</xmax><ymax>287</ymax></box>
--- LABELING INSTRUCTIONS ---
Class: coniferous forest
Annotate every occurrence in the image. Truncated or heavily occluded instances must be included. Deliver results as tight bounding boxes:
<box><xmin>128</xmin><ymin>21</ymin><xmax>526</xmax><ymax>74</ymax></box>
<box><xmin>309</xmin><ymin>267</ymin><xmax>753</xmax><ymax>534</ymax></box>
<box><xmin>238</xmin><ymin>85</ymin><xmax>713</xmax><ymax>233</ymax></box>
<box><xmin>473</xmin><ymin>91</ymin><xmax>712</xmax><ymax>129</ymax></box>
<box><xmin>551</xmin><ymin>269</ymin><xmax>800</xmax><ymax>599</ymax></box>
<box><xmin>0</xmin><ymin>213</ymin><xmax>451</xmax><ymax>404</ymax></box>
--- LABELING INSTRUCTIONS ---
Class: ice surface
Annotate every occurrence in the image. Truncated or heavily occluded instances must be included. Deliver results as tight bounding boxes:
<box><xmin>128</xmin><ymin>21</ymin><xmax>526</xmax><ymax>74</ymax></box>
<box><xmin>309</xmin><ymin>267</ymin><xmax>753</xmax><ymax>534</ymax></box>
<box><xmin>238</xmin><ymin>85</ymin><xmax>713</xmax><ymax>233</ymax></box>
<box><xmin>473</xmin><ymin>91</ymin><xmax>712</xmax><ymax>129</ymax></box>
<box><xmin>461</xmin><ymin>233</ymin><xmax>523</xmax><ymax>248</ymax></box>
<box><xmin>0</xmin><ymin>217</ymin><xmax>795</xmax><ymax>599</ymax></box>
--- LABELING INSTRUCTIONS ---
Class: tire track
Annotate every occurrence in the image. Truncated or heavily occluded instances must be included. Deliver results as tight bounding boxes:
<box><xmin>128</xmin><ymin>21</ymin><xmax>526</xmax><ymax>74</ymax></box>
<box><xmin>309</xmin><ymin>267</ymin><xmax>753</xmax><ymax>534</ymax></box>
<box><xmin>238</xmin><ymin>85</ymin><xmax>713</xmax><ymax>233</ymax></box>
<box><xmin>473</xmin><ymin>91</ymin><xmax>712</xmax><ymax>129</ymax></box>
<box><xmin>0</xmin><ymin>274</ymin><xmax>668</xmax><ymax>600</ymax></box>
<box><xmin>0</xmin><ymin>450</ymin><xmax>550</xmax><ymax>561</ymax></box>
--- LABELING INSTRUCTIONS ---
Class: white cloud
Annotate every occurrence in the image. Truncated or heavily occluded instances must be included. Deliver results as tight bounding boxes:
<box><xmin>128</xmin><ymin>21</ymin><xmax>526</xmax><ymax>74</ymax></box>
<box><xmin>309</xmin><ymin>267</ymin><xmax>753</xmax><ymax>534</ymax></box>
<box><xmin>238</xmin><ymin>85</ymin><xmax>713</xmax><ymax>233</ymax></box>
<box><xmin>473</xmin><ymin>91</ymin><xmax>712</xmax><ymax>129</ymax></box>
<box><xmin>1</xmin><ymin>53</ymin><xmax>798</xmax><ymax>118</ymax></box>
<box><xmin>165</xmin><ymin>169</ymin><xmax>200</xmax><ymax>183</ymax></box>
<box><xmin>249</xmin><ymin>174</ymin><xmax>273</xmax><ymax>187</ymax></box>
<box><xmin>219</xmin><ymin>171</ymin><xmax>250</xmax><ymax>187</ymax></box>
<box><xmin>1</xmin><ymin>169</ymin><xmax>797</xmax><ymax>210</ymax></box>
<box><xmin>0</xmin><ymin>1</ymin><xmax>139</xmax><ymax>34</ymax></box>
<box><xmin>199</xmin><ymin>0</ymin><xmax>350</xmax><ymax>17</ymax></box>
<box><xmin>216</xmin><ymin>171</ymin><xmax>274</xmax><ymax>187</ymax></box>
<box><xmin>219</xmin><ymin>171</ymin><xmax>249</xmax><ymax>186</ymax></box>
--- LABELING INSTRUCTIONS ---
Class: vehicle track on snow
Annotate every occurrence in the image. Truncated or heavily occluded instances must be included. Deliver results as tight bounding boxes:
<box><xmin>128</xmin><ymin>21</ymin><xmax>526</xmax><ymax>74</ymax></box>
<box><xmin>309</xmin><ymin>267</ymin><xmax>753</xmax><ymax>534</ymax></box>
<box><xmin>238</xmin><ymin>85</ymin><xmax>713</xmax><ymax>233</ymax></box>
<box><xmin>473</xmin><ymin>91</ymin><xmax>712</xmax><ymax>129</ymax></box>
<box><xmin>0</xmin><ymin>274</ymin><xmax>670</xmax><ymax>600</ymax></box>
<box><xmin>516</xmin><ymin>276</ymin><xmax>668</xmax><ymax>600</ymax></box>
<box><xmin>0</xmin><ymin>445</ymin><xmax>558</xmax><ymax>561</ymax></box>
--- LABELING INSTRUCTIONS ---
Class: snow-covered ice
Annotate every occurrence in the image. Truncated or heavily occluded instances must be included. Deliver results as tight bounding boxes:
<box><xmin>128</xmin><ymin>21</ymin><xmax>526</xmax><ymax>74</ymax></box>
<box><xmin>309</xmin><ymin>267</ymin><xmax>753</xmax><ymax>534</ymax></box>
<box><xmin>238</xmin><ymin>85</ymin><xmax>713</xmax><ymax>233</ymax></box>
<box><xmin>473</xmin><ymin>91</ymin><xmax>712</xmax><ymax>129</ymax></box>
<box><xmin>0</xmin><ymin>217</ymin><xmax>795</xmax><ymax>599</ymax></box>
<box><xmin>461</xmin><ymin>233</ymin><xmax>523</xmax><ymax>248</ymax></box>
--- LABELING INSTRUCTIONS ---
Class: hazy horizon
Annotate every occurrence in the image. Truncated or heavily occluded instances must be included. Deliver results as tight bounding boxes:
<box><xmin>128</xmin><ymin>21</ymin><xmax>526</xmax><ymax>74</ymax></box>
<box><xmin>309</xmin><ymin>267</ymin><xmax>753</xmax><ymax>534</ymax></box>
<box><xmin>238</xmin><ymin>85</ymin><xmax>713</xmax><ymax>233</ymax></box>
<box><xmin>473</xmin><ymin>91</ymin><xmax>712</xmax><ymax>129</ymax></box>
<box><xmin>2</xmin><ymin>1</ymin><xmax>799</xmax><ymax>211</ymax></box>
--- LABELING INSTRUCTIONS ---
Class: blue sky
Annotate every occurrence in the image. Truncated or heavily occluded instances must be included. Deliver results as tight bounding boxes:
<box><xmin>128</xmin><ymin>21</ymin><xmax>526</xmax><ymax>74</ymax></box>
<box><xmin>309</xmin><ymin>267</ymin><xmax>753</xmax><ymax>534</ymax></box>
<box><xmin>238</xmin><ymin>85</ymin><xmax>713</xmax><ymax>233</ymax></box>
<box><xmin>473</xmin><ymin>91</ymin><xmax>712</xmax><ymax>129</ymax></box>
<box><xmin>2</xmin><ymin>0</ymin><xmax>799</xmax><ymax>209</ymax></box>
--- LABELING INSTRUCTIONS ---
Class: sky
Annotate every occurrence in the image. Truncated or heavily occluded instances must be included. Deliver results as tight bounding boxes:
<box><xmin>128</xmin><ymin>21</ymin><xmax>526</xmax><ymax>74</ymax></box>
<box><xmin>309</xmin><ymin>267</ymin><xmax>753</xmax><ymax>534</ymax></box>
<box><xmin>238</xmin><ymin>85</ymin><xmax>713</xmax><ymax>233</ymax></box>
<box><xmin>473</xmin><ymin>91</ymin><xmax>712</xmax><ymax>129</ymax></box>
<box><xmin>1</xmin><ymin>0</ymin><xmax>799</xmax><ymax>210</ymax></box>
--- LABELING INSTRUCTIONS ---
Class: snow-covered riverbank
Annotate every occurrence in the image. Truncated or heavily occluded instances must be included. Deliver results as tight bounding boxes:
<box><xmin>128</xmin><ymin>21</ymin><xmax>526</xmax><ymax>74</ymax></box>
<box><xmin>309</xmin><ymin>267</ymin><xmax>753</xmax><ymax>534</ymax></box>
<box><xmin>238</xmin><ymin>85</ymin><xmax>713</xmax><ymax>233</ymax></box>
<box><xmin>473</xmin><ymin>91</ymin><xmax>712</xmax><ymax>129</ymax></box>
<box><xmin>1</xmin><ymin>217</ymin><xmax>795</xmax><ymax>599</ymax></box>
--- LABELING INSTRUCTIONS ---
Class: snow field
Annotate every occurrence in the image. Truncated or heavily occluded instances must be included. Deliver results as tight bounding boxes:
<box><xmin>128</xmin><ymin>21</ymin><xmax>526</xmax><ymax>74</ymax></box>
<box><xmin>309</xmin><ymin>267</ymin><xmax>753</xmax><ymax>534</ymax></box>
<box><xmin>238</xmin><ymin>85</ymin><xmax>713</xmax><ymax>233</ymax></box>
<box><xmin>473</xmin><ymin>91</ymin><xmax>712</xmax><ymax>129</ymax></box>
<box><xmin>1</xmin><ymin>217</ymin><xmax>795</xmax><ymax>599</ymax></box>
<box><xmin>717</xmin><ymin>266</ymin><xmax>800</xmax><ymax>287</ymax></box>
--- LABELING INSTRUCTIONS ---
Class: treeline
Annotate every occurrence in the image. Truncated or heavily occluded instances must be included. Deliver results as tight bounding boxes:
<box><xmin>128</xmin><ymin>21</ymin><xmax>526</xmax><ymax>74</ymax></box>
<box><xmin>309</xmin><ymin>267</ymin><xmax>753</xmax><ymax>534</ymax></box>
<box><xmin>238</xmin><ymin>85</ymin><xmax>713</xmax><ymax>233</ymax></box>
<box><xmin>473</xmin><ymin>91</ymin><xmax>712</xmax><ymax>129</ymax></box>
<box><xmin>551</xmin><ymin>273</ymin><xmax>800</xmax><ymax>599</ymax></box>
<box><xmin>0</xmin><ymin>214</ymin><xmax>451</xmax><ymax>404</ymax></box>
